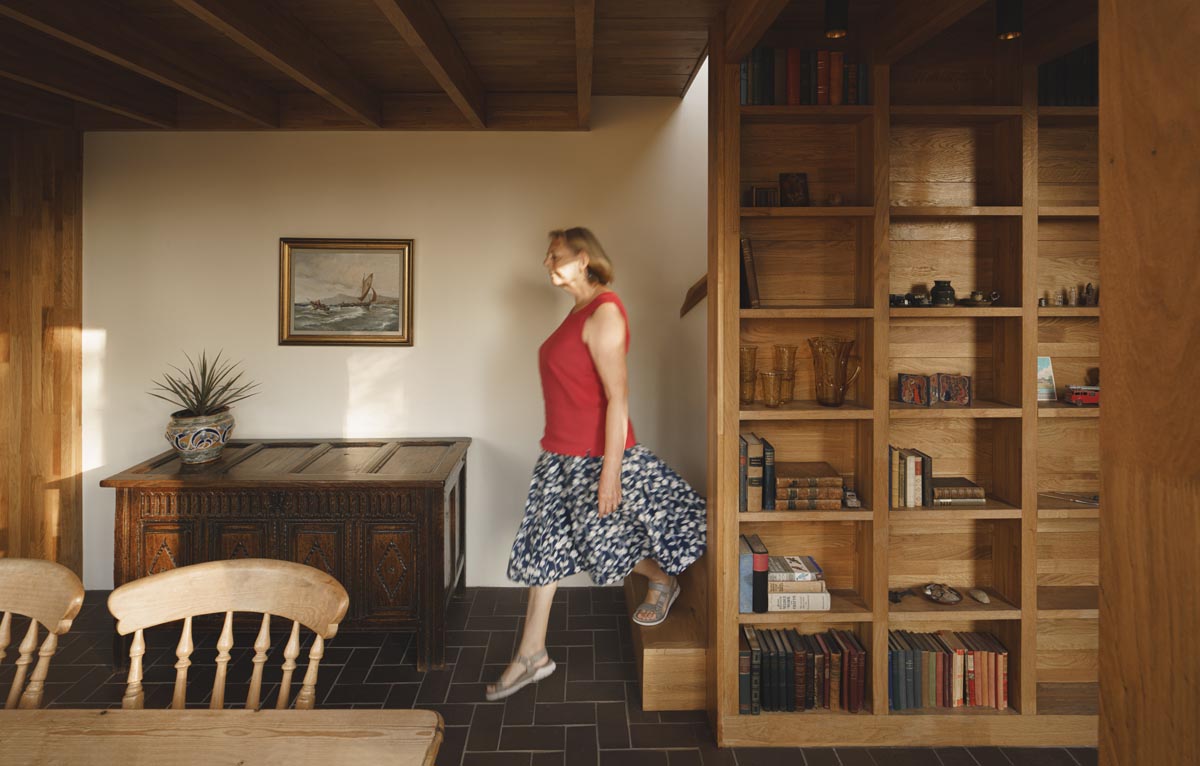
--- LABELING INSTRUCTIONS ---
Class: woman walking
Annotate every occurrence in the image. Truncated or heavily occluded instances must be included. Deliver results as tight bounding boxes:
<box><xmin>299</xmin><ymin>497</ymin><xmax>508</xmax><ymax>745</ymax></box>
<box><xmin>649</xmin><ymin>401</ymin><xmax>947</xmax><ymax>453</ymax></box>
<box><xmin>487</xmin><ymin>227</ymin><xmax>706</xmax><ymax>701</ymax></box>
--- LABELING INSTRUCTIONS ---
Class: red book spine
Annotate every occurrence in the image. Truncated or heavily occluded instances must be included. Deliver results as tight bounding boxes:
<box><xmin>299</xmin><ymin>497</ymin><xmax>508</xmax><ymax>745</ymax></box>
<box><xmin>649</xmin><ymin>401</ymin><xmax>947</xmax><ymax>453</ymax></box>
<box><xmin>816</xmin><ymin>51</ymin><xmax>830</xmax><ymax>105</ymax></box>
<box><xmin>829</xmin><ymin>51</ymin><xmax>844</xmax><ymax>106</ymax></box>
<box><xmin>786</xmin><ymin>48</ymin><xmax>802</xmax><ymax>105</ymax></box>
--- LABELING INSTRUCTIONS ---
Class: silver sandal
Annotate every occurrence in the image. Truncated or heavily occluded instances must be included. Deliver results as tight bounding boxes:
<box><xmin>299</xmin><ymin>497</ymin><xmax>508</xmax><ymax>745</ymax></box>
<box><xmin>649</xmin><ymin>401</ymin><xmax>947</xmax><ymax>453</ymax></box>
<box><xmin>632</xmin><ymin>577</ymin><xmax>680</xmax><ymax>627</ymax></box>
<box><xmin>485</xmin><ymin>649</ymin><xmax>556</xmax><ymax>702</ymax></box>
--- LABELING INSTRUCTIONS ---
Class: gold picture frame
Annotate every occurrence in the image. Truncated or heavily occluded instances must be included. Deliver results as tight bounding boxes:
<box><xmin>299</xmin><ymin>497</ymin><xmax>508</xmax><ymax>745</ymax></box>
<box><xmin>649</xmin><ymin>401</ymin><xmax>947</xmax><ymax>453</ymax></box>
<box><xmin>279</xmin><ymin>238</ymin><xmax>414</xmax><ymax>346</ymax></box>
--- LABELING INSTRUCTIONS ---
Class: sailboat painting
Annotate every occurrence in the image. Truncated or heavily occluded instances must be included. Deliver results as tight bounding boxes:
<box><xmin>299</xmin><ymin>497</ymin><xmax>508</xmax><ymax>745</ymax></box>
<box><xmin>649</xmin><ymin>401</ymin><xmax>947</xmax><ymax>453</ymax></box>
<box><xmin>279</xmin><ymin>238</ymin><xmax>414</xmax><ymax>345</ymax></box>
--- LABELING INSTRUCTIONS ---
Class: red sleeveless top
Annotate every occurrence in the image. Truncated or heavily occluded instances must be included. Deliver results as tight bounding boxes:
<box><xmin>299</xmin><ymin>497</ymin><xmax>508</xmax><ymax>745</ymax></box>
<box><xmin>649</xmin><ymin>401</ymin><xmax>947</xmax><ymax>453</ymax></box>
<box><xmin>539</xmin><ymin>291</ymin><xmax>636</xmax><ymax>457</ymax></box>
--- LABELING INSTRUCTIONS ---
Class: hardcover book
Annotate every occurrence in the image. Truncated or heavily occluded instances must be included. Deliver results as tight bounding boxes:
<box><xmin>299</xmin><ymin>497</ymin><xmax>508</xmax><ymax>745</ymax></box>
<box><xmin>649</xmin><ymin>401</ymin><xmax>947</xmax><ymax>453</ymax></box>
<box><xmin>767</xmin><ymin>555</ymin><xmax>824</xmax><ymax>581</ymax></box>
<box><xmin>775</xmin><ymin>461</ymin><xmax>842</xmax><ymax>488</ymax></box>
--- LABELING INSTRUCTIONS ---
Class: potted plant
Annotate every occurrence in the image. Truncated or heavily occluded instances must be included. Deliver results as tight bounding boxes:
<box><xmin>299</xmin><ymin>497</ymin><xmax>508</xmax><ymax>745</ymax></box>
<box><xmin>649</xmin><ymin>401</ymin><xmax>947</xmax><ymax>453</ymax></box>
<box><xmin>150</xmin><ymin>351</ymin><xmax>260</xmax><ymax>464</ymax></box>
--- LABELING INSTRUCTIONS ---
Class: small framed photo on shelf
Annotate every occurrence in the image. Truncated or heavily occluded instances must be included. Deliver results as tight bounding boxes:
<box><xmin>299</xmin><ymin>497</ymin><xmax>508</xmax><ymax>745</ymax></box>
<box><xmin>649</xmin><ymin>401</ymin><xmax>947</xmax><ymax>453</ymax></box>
<box><xmin>936</xmin><ymin>373</ymin><xmax>973</xmax><ymax>406</ymax></box>
<box><xmin>897</xmin><ymin>373</ymin><xmax>935</xmax><ymax>406</ymax></box>
<box><xmin>1037</xmin><ymin>357</ymin><xmax>1057</xmax><ymax>401</ymax></box>
<box><xmin>779</xmin><ymin>172</ymin><xmax>810</xmax><ymax>207</ymax></box>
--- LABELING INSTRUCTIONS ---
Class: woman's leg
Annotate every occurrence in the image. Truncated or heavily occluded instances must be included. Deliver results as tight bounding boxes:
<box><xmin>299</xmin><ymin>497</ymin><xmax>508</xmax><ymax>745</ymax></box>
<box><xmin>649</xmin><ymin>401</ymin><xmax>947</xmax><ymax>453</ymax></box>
<box><xmin>632</xmin><ymin>558</ymin><xmax>673</xmax><ymax>623</ymax></box>
<box><xmin>488</xmin><ymin>582</ymin><xmax>557</xmax><ymax>690</ymax></box>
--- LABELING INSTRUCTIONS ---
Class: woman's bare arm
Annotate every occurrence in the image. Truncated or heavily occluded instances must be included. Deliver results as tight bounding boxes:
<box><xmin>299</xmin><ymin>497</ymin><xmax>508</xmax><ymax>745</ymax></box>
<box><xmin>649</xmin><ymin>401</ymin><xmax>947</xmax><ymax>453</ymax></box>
<box><xmin>583</xmin><ymin>302</ymin><xmax>630</xmax><ymax>517</ymax></box>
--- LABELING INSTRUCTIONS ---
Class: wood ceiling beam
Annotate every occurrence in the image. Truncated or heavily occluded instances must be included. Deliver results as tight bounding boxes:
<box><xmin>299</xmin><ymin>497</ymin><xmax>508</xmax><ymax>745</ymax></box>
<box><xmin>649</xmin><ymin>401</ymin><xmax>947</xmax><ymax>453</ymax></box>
<box><xmin>725</xmin><ymin>0</ymin><xmax>790</xmax><ymax>63</ymax></box>
<box><xmin>1022</xmin><ymin>1</ymin><xmax>1097</xmax><ymax>64</ymax></box>
<box><xmin>371</xmin><ymin>0</ymin><xmax>486</xmax><ymax>129</ymax></box>
<box><xmin>0</xmin><ymin>78</ymin><xmax>77</xmax><ymax>127</ymax></box>
<box><xmin>0</xmin><ymin>0</ymin><xmax>277</xmax><ymax>127</ymax></box>
<box><xmin>0</xmin><ymin>28</ymin><xmax>175</xmax><ymax>128</ymax></box>
<box><xmin>575</xmin><ymin>0</ymin><xmax>595</xmax><ymax>128</ymax></box>
<box><xmin>173</xmin><ymin>0</ymin><xmax>380</xmax><ymax>127</ymax></box>
<box><xmin>870</xmin><ymin>0</ymin><xmax>988</xmax><ymax>65</ymax></box>
<box><xmin>681</xmin><ymin>43</ymin><xmax>710</xmax><ymax>99</ymax></box>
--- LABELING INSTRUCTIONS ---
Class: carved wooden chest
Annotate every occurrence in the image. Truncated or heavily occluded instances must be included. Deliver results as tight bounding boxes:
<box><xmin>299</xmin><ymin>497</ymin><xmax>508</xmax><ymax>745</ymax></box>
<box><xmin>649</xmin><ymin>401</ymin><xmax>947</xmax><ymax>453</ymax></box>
<box><xmin>100</xmin><ymin>438</ymin><xmax>469</xmax><ymax>669</ymax></box>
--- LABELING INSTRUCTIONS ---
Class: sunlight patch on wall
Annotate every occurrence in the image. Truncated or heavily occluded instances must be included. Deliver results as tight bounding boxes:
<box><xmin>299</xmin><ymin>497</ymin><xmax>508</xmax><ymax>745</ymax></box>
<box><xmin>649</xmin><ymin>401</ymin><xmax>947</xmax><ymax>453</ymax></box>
<box><xmin>343</xmin><ymin>351</ymin><xmax>407</xmax><ymax>437</ymax></box>
<box><xmin>82</xmin><ymin>328</ymin><xmax>107</xmax><ymax>471</ymax></box>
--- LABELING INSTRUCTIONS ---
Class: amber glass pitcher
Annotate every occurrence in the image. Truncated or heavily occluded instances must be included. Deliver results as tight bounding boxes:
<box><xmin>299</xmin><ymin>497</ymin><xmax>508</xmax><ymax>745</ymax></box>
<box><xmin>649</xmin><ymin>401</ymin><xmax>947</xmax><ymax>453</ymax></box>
<box><xmin>808</xmin><ymin>336</ymin><xmax>861</xmax><ymax>407</ymax></box>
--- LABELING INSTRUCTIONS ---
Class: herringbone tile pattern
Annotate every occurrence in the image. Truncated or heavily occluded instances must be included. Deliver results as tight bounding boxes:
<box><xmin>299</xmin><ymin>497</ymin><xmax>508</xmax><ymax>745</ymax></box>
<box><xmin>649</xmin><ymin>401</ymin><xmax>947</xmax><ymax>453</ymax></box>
<box><xmin>0</xmin><ymin>586</ymin><xmax>1097</xmax><ymax>766</ymax></box>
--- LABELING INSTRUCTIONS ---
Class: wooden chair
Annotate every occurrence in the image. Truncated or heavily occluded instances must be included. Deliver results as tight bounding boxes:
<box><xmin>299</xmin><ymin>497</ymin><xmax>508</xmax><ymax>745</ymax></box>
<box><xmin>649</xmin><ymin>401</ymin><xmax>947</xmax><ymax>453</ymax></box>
<box><xmin>107</xmin><ymin>558</ymin><xmax>349</xmax><ymax>711</ymax></box>
<box><xmin>0</xmin><ymin>558</ymin><xmax>86</xmax><ymax>709</ymax></box>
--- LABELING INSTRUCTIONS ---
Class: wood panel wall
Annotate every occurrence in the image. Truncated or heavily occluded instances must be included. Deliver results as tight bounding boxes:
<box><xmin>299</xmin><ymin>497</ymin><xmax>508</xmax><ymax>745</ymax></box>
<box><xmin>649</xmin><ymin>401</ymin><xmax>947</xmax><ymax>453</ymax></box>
<box><xmin>1099</xmin><ymin>0</ymin><xmax>1199</xmax><ymax>763</ymax></box>
<box><xmin>0</xmin><ymin>127</ymin><xmax>83</xmax><ymax>573</ymax></box>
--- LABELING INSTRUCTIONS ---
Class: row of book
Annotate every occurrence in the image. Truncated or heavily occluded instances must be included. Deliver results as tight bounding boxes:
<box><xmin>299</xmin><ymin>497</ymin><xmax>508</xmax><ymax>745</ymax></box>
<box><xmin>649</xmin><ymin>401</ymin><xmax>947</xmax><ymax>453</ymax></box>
<box><xmin>889</xmin><ymin>446</ymin><xmax>987</xmax><ymax>507</ymax></box>
<box><xmin>888</xmin><ymin>630</ymin><xmax>1009</xmax><ymax>711</ymax></box>
<box><xmin>740</xmin><ymin>47</ymin><xmax>871</xmax><ymax>106</ymax></box>
<box><xmin>739</xmin><ymin>534</ymin><xmax>829</xmax><ymax>613</ymax></box>
<box><xmin>740</xmin><ymin>434</ymin><xmax>848</xmax><ymax>511</ymax></box>
<box><xmin>740</xmin><ymin>626</ymin><xmax>869</xmax><ymax>714</ymax></box>
<box><xmin>1038</xmin><ymin>43</ymin><xmax>1098</xmax><ymax>107</ymax></box>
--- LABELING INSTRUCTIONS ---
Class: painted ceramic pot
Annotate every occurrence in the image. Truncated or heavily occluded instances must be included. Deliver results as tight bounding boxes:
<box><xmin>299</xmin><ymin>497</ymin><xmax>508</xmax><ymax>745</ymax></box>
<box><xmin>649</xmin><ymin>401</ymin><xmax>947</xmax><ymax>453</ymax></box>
<box><xmin>165</xmin><ymin>408</ymin><xmax>235</xmax><ymax>464</ymax></box>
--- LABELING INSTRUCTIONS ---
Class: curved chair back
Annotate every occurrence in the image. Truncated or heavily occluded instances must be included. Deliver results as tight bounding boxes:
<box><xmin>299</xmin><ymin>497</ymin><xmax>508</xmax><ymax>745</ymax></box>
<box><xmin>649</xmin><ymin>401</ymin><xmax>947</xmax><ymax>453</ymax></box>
<box><xmin>0</xmin><ymin>558</ymin><xmax>85</xmax><ymax>709</ymax></box>
<box><xmin>107</xmin><ymin>558</ymin><xmax>349</xmax><ymax>711</ymax></box>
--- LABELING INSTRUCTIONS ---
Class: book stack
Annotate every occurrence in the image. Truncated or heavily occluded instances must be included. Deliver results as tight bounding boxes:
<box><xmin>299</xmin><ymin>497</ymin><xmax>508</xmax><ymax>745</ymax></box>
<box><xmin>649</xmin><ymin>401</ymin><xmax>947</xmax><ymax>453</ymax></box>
<box><xmin>739</xmin><ymin>534</ymin><xmax>830</xmax><ymax>613</ymax></box>
<box><xmin>739</xmin><ymin>626</ymin><xmax>868</xmax><ymax>714</ymax></box>
<box><xmin>887</xmin><ymin>630</ymin><xmax>1009</xmax><ymax>711</ymax></box>
<box><xmin>888</xmin><ymin>447</ymin><xmax>988</xmax><ymax>507</ymax></box>
<box><xmin>740</xmin><ymin>437</ymin><xmax>847</xmax><ymax>512</ymax></box>
<box><xmin>931</xmin><ymin>477</ymin><xmax>986</xmax><ymax>505</ymax></box>
<box><xmin>739</xmin><ymin>47</ymin><xmax>870</xmax><ymax>106</ymax></box>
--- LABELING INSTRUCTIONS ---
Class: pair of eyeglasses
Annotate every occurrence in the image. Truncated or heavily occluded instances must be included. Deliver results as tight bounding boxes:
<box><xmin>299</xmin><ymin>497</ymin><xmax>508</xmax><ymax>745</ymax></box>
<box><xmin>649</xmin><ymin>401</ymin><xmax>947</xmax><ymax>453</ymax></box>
<box><xmin>888</xmin><ymin>583</ymin><xmax>963</xmax><ymax>605</ymax></box>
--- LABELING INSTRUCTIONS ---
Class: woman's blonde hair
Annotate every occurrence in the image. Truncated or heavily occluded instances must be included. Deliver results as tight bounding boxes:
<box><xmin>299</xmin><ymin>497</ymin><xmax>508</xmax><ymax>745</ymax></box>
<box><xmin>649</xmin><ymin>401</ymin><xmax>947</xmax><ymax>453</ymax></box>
<box><xmin>549</xmin><ymin>227</ymin><xmax>613</xmax><ymax>285</ymax></box>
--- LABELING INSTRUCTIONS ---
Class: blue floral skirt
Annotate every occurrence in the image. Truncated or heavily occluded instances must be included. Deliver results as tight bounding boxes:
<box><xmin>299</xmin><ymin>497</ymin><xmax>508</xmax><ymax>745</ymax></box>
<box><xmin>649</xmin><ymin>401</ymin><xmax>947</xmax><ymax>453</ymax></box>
<box><xmin>506</xmin><ymin>444</ymin><xmax>707</xmax><ymax>586</ymax></box>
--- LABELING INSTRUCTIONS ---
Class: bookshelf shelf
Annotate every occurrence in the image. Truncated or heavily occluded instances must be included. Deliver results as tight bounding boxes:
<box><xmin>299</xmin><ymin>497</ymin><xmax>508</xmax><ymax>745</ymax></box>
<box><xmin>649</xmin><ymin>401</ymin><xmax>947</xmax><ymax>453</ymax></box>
<box><xmin>740</xmin><ymin>105</ymin><xmax>874</xmax><ymax>123</ymax></box>
<box><xmin>889</xmin><ymin>206</ymin><xmax>1023</xmax><ymax>217</ymax></box>
<box><xmin>737</xmin><ymin>589</ymin><xmax>872</xmax><ymax>623</ymax></box>
<box><xmin>1038</xmin><ymin>106</ymin><xmax>1099</xmax><ymax>122</ymax></box>
<box><xmin>889</xmin><ymin>307</ymin><xmax>1023</xmax><ymax>318</ymax></box>
<box><xmin>888</xmin><ymin>588</ymin><xmax>1021</xmax><ymax>623</ymax></box>
<box><xmin>712</xmin><ymin>14</ymin><xmax>1101</xmax><ymax>745</ymax></box>
<box><xmin>889</xmin><ymin>502</ymin><xmax>1021</xmax><ymax>520</ymax></box>
<box><xmin>1036</xmin><ymin>493</ymin><xmax>1100</xmax><ymax>519</ymax></box>
<box><xmin>741</xmin><ymin>401</ymin><xmax>873</xmax><ymax>420</ymax></box>
<box><xmin>740</xmin><ymin>510</ymin><xmax>873</xmax><ymax>522</ymax></box>
<box><xmin>1037</xmin><ymin>586</ymin><xmax>1099</xmax><ymax>619</ymax></box>
<box><xmin>889</xmin><ymin>401</ymin><xmax>1022</xmax><ymax>419</ymax></box>
<box><xmin>1038</xmin><ymin>206</ymin><xmax>1099</xmax><ymax>217</ymax></box>
<box><xmin>890</xmin><ymin>706</ymin><xmax>1020</xmax><ymax>716</ymax></box>
<box><xmin>889</xmin><ymin>105</ymin><xmax>1022</xmax><ymax>122</ymax></box>
<box><xmin>1038</xmin><ymin>307</ymin><xmax>1099</xmax><ymax>317</ymax></box>
<box><xmin>740</xmin><ymin>307</ymin><xmax>874</xmax><ymax>319</ymax></box>
<box><xmin>741</xmin><ymin>206</ymin><xmax>875</xmax><ymax>218</ymax></box>
<box><xmin>1037</xmin><ymin>402</ymin><xmax>1099</xmax><ymax>418</ymax></box>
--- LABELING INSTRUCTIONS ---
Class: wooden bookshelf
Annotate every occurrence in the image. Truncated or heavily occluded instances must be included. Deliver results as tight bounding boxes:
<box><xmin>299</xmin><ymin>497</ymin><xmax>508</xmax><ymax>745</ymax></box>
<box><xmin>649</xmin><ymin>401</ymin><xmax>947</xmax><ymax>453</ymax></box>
<box><xmin>708</xmin><ymin>4</ymin><xmax>1099</xmax><ymax>748</ymax></box>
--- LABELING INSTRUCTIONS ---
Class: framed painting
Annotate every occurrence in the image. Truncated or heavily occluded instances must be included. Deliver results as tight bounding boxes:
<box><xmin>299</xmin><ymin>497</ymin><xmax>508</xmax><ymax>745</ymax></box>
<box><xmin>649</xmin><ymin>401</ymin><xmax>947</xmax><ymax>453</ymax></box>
<box><xmin>279</xmin><ymin>238</ymin><xmax>414</xmax><ymax>346</ymax></box>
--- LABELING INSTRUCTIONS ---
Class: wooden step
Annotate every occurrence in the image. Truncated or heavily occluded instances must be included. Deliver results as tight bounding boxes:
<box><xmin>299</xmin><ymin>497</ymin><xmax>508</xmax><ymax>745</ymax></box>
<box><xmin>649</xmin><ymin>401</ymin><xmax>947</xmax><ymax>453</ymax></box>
<box><xmin>623</xmin><ymin>556</ymin><xmax>707</xmax><ymax>711</ymax></box>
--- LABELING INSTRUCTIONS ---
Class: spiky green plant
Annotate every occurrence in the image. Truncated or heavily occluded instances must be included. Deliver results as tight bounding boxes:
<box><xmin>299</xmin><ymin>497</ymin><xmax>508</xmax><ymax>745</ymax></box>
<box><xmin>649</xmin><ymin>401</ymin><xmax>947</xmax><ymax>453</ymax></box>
<box><xmin>149</xmin><ymin>350</ymin><xmax>260</xmax><ymax>417</ymax></box>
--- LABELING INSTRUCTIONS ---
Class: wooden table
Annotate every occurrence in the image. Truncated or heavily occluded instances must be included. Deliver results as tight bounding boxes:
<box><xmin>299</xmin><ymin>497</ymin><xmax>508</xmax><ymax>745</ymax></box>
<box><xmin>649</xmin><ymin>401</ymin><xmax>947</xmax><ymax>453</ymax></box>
<box><xmin>0</xmin><ymin>708</ymin><xmax>442</xmax><ymax>765</ymax></box>
<box><xmin>101</xmin><ymin>438</ymin><xmax>470</xmax><ymax>669</ymax></box>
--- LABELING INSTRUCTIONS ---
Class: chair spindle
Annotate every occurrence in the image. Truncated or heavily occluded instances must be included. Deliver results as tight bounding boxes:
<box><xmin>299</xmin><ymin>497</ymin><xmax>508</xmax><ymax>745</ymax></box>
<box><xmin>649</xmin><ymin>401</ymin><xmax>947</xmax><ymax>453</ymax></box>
<box><xmin>122</xmin><ymin>628</ymin><xmax>146</xmax><ymax>709</ymax></box>
<box><xmin>172</xmin><ymin>616</ymin><xmax>194</xmax><ymax>710</ymax></box>
<box><xmin>294</xmin><ymin>634</ymin><xmax>324</xmax><ymax>710</ymax></box>
<box><xmin>246</xmin><ymin>613</ymin><xmax>271</xmax><ymax>710</ymax></box>
<box><xmin>5</xmin><ymin>619</ymin><xmax>37</xmax><ymax>710</ymax></box>
<box><xmin>276</xmin><ymin>620</ymin><xmax>301</xmax><ymax>710</ymax></box>
<box><xmin>210</xmin><ymin>611</ymin><xmax>235</xmax><ymax>710</ymax></box>
<box><xmin>0</xmin><ymin>611</ymin><xmax>10</xmax><ymax>664</ymax></box>
<box><xmin>18</xmin><ymin>629</ymin><xmax>60</xmax><ymax>709</ymax></box>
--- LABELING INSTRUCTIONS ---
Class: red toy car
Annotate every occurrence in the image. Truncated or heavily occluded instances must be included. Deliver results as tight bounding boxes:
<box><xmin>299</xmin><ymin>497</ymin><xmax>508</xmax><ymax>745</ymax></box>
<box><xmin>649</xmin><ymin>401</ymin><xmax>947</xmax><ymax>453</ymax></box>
<box><xmin>1064</xmin><ymin>385</ymin><xmax>1100</xmax><ymax>406</ymax></box>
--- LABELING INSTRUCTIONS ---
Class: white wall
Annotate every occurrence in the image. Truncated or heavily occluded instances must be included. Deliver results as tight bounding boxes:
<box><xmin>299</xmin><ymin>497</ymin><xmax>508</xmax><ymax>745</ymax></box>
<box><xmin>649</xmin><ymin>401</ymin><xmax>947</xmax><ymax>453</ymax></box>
<box><xmin>81</xmin><ymin>71</ymin><xmax>709</xmax><ymax>589</ymax></box>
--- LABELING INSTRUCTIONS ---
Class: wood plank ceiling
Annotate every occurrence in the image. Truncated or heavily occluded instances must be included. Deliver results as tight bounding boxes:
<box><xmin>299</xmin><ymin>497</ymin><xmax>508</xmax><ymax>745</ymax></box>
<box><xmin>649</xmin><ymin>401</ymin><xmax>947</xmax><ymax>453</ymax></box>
<box><xmin>0</xmin><ymin>0</ymin><xmax>721</xmax><ymax>131</ymax></box>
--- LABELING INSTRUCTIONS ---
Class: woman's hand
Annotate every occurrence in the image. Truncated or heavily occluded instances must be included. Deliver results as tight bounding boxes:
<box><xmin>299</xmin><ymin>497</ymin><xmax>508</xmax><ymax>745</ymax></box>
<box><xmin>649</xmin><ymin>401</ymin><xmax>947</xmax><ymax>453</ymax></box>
<box><xmin>598</xmin><ymin>468</ymin><xmax>622</xmax><ymax>517</ymax></box>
